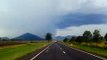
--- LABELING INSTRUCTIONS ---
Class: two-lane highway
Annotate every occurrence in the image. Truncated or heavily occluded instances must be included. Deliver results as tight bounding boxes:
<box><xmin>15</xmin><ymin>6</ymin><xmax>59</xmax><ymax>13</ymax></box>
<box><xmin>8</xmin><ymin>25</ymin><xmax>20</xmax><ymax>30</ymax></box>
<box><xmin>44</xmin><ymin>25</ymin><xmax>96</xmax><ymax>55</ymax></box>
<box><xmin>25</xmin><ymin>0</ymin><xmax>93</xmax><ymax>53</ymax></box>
<box><xmin>35</xmin><ymin>43</ymin><xmax>72</xmax><ymax>60</ymax></box>
<box><xmin>20</xmin><ymin>42</ymin><xmax>106</xmax><ymax>60</ymax></box>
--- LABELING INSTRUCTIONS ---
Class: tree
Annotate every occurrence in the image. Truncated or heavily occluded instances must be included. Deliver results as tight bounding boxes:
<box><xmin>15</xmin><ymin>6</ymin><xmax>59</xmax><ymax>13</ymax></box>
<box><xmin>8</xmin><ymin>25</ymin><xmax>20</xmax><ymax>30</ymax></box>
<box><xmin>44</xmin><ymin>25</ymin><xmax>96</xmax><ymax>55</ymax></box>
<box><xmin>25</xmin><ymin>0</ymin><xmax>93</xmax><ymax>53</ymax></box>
<box><xmin>93</xmin><ymin>30</ymin><xmax>101</xmax><ymax>42</ymax></box>
<box><xmin>63</xmin><ymin>38</ymin><xmax>68</xmax><ymax>42</ymax></box>
<box><xmin>104</xmin><ymin>33</ymin><xmax>107</xmax><ymax>41</ymax></box>
<box><xmin>99</xmin><ymin>36</ymin><xmax>104</xmax><ymax>40</ymax></box>
<box><xmin>75</xmin><ymin>36</ymin><xmax>83</xmax><ymax>43</ymax></box>
<box><xmin>69</xmin><ymin>36</ymin><xmax>76</xmax><ymax>42</ymax></box>
<box><xmin>83</xmin><ymin>30</ymin><xmax>92</xmax><ymax>42</ymax></box>
<box><xmin>45</xmin><ymin>33</ymin><xmax>52</xmax><ymax>42</ymax></box>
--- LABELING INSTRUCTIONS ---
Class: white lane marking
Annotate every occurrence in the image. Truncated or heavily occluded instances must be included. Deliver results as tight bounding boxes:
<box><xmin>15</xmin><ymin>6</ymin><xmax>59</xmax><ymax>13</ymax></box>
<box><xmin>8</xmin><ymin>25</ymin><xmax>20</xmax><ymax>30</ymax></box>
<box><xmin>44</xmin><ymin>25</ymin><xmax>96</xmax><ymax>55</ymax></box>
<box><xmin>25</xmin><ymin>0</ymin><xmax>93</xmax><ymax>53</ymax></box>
<box><xmin>60</xmin><ymin>47</ymin><xmax>62</xmax><ymax>50</ymax></box>
<box><xmin>69</xmin><ymin>46</ymin><xmax>107</xmax><ymax>60</ymax></box>
<box><xmin>56</xmin><ymin>44</ymin><xmax>63</xmax><ymax>51</ymax></box>
<box><xmin>56</xmin><ymin>44</ymin><xmax>62</xmax><ymax>50</ymax></box>
<box><xmin>63</xmin><ymin>51</ymin><xmax>66</xmax><ymax>54</ymax></box>
<box><xmin>45</xmin><ymin>48</ymin><xmax>49</xmax><ymax>53</ymax></box>
<box><xmin>30</xmin><ymin>45</ymin><xmax>50</xmax><ymax>60</ymax></box>
<box><xmin>56</xmin><ymin>44</ymin><xmax>66</xmax><ymax>54</ymax></box>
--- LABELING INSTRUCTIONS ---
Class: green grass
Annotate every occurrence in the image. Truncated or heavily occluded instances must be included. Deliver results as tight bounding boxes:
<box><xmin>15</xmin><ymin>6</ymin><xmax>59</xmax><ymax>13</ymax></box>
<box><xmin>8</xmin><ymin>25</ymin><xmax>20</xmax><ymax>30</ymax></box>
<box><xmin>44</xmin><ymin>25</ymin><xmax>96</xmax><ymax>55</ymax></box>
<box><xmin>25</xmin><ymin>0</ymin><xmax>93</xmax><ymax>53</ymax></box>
<box><xmin>0</xmin><ymin>42</ymin><xmax>48</xmax><ymax>60</ymax></box>
<box><xmin>73</xmin><ymin>44</ymin><xmax>107</xmax><ymax>57</ymax></box>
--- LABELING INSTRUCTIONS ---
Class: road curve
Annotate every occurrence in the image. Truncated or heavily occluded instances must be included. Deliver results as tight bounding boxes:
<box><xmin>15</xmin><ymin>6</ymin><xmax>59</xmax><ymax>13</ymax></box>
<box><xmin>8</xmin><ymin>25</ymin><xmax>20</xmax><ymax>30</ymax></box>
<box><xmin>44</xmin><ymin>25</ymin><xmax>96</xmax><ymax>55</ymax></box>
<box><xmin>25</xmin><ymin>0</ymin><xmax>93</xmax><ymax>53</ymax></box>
<box><xmin>20</xmin><ymin>42</ymin><xmax>106</xmax><ymax>60</ymax></box>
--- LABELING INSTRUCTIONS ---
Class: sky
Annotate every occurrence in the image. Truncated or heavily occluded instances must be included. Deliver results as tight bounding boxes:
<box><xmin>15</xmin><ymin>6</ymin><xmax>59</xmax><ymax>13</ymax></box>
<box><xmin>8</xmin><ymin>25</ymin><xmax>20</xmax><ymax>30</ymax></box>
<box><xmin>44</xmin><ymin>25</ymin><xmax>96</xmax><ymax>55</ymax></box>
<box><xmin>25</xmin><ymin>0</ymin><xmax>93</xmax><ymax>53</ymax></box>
<box><xmin>0</xmin><ymin>0</ymin><xmax>107</xmax><ymax>38</ymax></box>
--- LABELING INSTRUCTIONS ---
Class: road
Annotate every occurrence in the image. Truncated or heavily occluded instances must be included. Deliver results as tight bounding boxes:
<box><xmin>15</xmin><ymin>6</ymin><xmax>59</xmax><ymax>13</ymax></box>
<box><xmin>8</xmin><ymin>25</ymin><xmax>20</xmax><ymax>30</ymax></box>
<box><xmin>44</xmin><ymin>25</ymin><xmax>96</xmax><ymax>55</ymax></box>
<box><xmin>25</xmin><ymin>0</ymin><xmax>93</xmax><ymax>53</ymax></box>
<box><xmin>20</xmin><ymin>42</ymin><xmax>106</xmax><ymax>60</ymax></box>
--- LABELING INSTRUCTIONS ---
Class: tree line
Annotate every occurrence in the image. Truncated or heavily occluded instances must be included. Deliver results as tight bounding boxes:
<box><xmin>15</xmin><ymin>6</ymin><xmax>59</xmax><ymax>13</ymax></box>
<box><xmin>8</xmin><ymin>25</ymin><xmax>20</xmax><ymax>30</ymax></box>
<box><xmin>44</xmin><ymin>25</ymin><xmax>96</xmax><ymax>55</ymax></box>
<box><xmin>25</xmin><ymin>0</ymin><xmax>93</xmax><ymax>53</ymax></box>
<box><xmin>63</xmin><ymin>29</ymin><xmax>107</xmax><ymax>44</ymax></box>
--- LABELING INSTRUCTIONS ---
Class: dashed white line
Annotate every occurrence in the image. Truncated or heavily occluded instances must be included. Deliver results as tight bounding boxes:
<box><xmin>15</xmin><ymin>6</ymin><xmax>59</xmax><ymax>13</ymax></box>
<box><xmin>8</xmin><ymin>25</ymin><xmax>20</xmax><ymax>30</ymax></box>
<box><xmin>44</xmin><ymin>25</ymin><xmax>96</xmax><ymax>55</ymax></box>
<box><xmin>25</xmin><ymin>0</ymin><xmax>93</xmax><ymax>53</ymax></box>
<box><xmin>56</xmin><ymin>44</ymin><xmax>66</xmax><ymax>54</ymax></box>
<box><xmin>58</xmin><ymin>45</ymin><xmax>66</xmax><ymax>54</ymax></box>
<box><xmin>56</xmin><ymin>44</ymin><xmax>62</xmax><ymax>50</ymax></box>
<box><xmin>60</xmin><ymin>47</ymin><xmax>62</xmax><ymax>50</ymax></box>
<box><xmin>63</xmin><ymin>51</ymin><xmax>66</xmax><ymax>54</ymax></box>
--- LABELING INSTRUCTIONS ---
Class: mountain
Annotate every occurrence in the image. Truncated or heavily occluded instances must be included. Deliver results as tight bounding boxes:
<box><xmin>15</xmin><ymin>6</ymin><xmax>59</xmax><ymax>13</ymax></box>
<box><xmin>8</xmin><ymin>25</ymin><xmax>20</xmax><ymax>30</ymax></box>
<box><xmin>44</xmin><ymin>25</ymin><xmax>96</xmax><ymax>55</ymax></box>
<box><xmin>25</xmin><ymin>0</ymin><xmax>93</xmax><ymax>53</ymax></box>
<box><xmin>13</xmin><ymin>33</ymin><xmax>44</xmax><ymax>41</ymax></box>
<box><xmin>55</xmin><ymin>35</ymin><xmax>72</xmax><ymax>40</ymax></box>
<box><xmin>66</xmin><ymin>35</ymin><xmax>72</xmax><ymax>39</ymax></box>
<box><xmin>54</xmin><ymin>36</ymin><xmax>65</xmax><ymax>40</ymax></box>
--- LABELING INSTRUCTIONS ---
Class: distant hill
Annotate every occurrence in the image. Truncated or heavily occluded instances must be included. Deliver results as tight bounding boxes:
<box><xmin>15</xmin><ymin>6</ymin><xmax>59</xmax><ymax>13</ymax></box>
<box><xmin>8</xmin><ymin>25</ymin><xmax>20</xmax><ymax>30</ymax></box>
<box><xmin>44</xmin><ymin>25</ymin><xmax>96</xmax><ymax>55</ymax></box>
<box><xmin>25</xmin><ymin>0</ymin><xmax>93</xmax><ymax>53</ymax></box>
<box><xmin>54</xmin><ymin>36</ymin><xmax>65</xmax><ymax>40</ymax></box>
<box><xmin>55</xmin><ymin>35</ymin><xmax>72</xmax><ymax>40</ymax></box>
<box><xmin>13</xmin><ymin>33</ymin><xmax>44</xmax><ymax>41</ymax></box>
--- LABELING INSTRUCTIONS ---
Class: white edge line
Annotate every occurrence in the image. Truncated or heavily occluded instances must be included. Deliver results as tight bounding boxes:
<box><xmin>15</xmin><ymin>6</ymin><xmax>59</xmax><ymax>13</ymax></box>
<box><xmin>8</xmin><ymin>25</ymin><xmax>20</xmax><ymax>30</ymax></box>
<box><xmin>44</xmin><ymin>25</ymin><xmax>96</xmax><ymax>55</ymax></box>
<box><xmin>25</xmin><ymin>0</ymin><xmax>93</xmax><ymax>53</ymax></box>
<box><xmin>30</xmin><ymin>45</ymin><xmax>50</xmax><ymax>60</ymax></box>
<box><xmin>70</xmin><ymin>47</ymin><xmax>107</xmax><ymax>60</ymax></box>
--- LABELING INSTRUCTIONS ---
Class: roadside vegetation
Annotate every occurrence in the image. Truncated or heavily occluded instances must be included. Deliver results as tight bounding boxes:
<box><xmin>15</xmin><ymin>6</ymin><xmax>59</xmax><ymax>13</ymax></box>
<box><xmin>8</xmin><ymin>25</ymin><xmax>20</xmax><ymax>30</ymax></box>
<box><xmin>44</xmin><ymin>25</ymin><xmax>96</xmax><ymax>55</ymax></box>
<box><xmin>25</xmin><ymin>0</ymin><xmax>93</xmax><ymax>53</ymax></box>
<box><xmin>73</xmin><ymin>44</ymin><xmax>107</xmax><ymax>57</ymax></box>
<box><xmin>63</xmin><ymin>29</ymin><xmax>107</xmax><ymax>57</ymax></box>
<box><xmin>0</xmin><ymin>32</ymin><xmax>52</xmax><ymax>60</ymax></box>
<box><xmin>0</xmin><ymin>42</ymin><xmax>48</xmax><ymax>60</ymax></box>
<box><xmin>0</xmin><ymin>41</ymin><xmax>28</xmax><ymax>47</ymax></box>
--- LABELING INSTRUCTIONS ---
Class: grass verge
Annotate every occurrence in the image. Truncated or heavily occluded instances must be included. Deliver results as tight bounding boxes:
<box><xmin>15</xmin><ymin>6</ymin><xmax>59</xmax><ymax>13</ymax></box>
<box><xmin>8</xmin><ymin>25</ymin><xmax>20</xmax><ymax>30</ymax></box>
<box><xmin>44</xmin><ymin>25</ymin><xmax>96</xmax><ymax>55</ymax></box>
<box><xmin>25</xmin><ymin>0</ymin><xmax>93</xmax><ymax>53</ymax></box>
<box><xmin>0</xmin><ymin>42</ymin><xmax>48</xmax><ymax>60</ymax></box>
<box><xmin>73</xmin><ymin>44</ymin><xmax>107</xmax><ymax>58</ymax></box>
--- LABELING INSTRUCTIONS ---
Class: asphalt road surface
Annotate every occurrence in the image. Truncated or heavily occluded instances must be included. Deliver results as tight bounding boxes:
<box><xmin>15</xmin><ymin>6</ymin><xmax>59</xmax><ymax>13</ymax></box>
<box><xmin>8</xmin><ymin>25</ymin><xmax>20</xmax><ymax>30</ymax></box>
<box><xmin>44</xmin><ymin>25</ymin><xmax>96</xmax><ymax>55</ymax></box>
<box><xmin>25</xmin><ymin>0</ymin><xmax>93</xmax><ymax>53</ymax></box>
<box><xmin>20</xmin><ymin>42</ymin><xmax>106</xmax><ymax>60</ymax></box>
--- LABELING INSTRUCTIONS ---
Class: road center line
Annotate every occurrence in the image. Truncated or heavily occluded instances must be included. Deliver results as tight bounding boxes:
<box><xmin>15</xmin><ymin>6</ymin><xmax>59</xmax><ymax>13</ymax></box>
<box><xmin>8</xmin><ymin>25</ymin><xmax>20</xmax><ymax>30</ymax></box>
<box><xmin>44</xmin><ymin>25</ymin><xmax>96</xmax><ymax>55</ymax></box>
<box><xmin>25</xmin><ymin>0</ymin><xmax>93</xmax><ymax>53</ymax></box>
<box><xmin>63</xmin><ymin>51</ymin><xmax>66</xmax><ymax>54</ymax></box>
<box><xmin>56</xmin><ymin>44</ymin><xmax>62</xmax><ymax>50</ymax></box>
<box><xmin>60</xmin><ymin>47</ymin><xmax>62</xmax><ymax>50</ymax></box>
<box><xmin>57</xmin><ymin>44</ymin><xmax>66</xmax><ymax>54</ymax></box>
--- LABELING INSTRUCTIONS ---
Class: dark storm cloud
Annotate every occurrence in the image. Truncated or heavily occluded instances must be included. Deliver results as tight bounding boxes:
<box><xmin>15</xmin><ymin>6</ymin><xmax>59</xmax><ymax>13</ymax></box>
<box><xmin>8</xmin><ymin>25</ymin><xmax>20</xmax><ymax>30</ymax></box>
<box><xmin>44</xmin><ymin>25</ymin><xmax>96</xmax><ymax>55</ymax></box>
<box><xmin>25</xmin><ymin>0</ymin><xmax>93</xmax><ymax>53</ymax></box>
<box><xmin>57</xmin><ymin>13</ymin><xmax>106</xmax><ymax>28</ymax></box>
